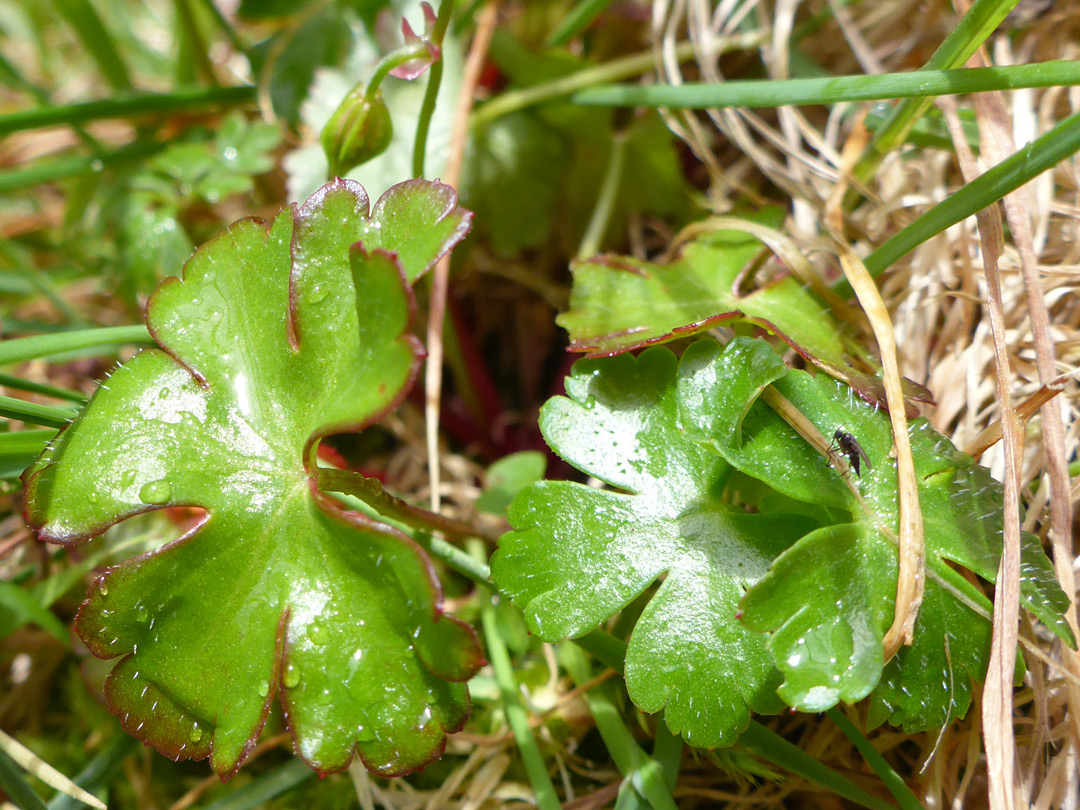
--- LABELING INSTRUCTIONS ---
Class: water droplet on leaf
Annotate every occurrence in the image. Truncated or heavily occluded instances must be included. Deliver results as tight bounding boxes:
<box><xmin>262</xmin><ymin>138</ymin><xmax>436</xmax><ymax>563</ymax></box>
<box><xmin>139</xmin><ymin>479</ymin><xmax>172</xmax><ymax>505</ymax></box>
<box><xmin>283</xmin><ymin>664</ymin><xmax>301</xmax><ymax>688</ymax></box>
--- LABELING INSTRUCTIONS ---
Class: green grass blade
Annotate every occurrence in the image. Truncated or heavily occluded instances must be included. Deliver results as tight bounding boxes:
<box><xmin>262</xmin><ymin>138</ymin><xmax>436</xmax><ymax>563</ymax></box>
<box><xmin>652</xmin><ymin>718</ymin><xmax>683</xmax><ymax>791</ymax></box>
<box><xmin>50</xmin><ymin>0</ymin><xmax>134</xmax><ymax>91</ymax></box>
<box><xmin>547</xmin><ymin>0</ymin><xmax>616</xmax><ymax>47</ymax></box>
<box><xmin>561</xmin><ymin>644</ymin><xmax>679</xmax><ymax>810</ymax></box>
<box><xmin>738</xmin><ymin>723</ymin><xmax>898</xmax><ymax>810</ymax></box>
<box><xmin>865</xmin><ymin>0</ymin><xmax>1019</xmax><ymax>161</ymax></box>
<box><xmin>0</xmin><ymin>375</ymin><xmax>86</xmax><ymax>404</ymax></box>
<box><xmin>46</xmin><ymin>734</ymin><xmax>137</xmax><ymax>810</ymax></box>
<box><xmin>0</xmin><ymin>141</ymin><xmax>167</xmax><ymax>194</ymax></box>
<box><xmin>0</xmin><ymin>242</ymin><xmax>82</xmax><ymax>324</ymax></box>
<box><xmin>199</xmin><ymin>760</ymin><xmax>313</xmax><ymax>810</ymax></box>
<box><xmin>859</xmin><ymin>106</ymin><xmax>1080</xmax><ymax>281</ymax></box>
<box><xmin>0</xmin><ymin>397</ymin><xmax>78</xmax><ymax>428</ymax></box>
<box><xmin>0</xmin><ymin>86</ymin><xmax>254</xmax><ymax>137</ymax></box>
<box><xmin>571</xmin><ymin>61</ymin><xmax>1080</xmax><ymax>109</ymax></box>
<box><xmin>472</xmin><ymin>546</ymin><xmax>562</xmax><ymax>810</ymax></box>
<box><xmin>0</xmin><ymin>429</ymin><xmax>55</xmax><ymax>479</ymax></box>
<box><xmin>0</xmin><ymin>582</ymin><xmax>69</xmax><ymax>645</ymax></box>
<box><xmin>0</xmin><ymin>747</ymin><xmax>48</xmax><ymax>810</ymax></box>
<box><xmin>828</xmin><ymin>709</ymin><xmax>923</xmax><ymax>810</ymax></box>
<box><xmin>0</xmin><ymin>326</ymin><xmax>151</xmax><ymax>366</ymax></box>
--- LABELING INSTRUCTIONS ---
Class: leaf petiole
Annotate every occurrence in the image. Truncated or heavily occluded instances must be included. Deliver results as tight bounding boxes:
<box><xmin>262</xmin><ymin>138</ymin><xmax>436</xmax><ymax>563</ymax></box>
<box><xmin>316</xmin><ymin>467</ymin><xmax>503</xmax><ymax>543</ymax></box>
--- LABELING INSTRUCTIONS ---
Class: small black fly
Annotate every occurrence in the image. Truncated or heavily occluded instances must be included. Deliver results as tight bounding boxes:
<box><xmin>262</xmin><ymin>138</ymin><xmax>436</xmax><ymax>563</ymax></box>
<box><xmin>830</xmin><ymin>429</ymin><xmax>872</xmax><ymax>478</ymax></box>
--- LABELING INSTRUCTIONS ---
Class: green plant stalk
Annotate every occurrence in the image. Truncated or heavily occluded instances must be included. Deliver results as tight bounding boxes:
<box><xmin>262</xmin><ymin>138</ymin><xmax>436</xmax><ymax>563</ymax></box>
<box><xmin>173</xmin><ymin>0</ymin><xmax>218</xmax><ymax>87</ymax></box>
<box><xmin>0</xmin><ymin>746</ymin><xmax>47</xmax><ymax>810</ymax></box>
<box><xmin>0</xmin><ymin>397</ymin><xmax>78</xmax><ymax>429</ymax></box>
<box><xmin>828</xmin><ymin>709</ymin><xmax>924</xmax><ymax>810</ymax></box>
<box><xmin>46</xmin><ymin>735</ymin><xmax>137</xmax><ymax>810</ymax></box>
<box><xmin>577</xmin><ymin>131</ymin><xmax>628</xmax><ymax>259</ymax></box>
<box><xmin>739</xmin><ymin>723</ymin><xmax>898</xmax><ymax>810</ymax></box>
<box><xmin>413</xmin><ymin>0</ymin><xmax>454</xmax><ymax>178</ymax></box>
<box><xmin>194</xmin><ymin>0</ymin><xmax>250</xmax><ymax>59</ymax></box>
<box><xmin>199</xmin><ymin>759</ymin><xmax>313</xmax><ymax>810</ymax></box>
<box><xmin>0</xmin><ymin>583</ymin><xmax>69</xmax><ymax>644</ymax></box>
<box><xmin>852</xmin><ymin>105</ymin><xmax>1080</xmax><ymax>286</ymax></box>
<box><xmin>560</xmin><ymin>643</ymin><xmax>679</xmax><ymax>810</ymax></box>
<box><xmin>0</xmin><ymin>325</ymin><xmax>151</xmax><ymax>366</ymax></box>
<box><xmin>0</xmin><ymin>53</ymin><xmax>102</xmax><ymax>151</ymax></box>
<box><xmin>365</xmin><ymin>43</ymin><xmax>444</xmax><ymax>104</ymax></box>
<box><xmin>0</xmin><ymin>86</ymin><xmax>255</xmax><ymax>137</ymax></box>
<box><xmin>469</xmin><ymin>539</ymin><xmax>562</xmax><ymax>810</ymax></box>
<box><xmin>0</xmin><ymin>242</ymin><xmax>82</xmax><ymax>324</ymax></box>
<box><xmin>546</xmin><ymin>0</ymin><xmax>616</xmax><ymax>47</ymax></box>
<box><xmin>861</xmin><ymin>0</ymin><xmax>1020</xmax><ymax>170</ymax></box>
<box><xmin>0</xmin><ymin>374</ymin><xmax>86</xmax><ymax>404</ymax></box>
<box><xmin>0</xmin><ymin>429</ymin><xmax>54</xmax><ymax>480</ymax></box>
<box><xmin>571</xmin><ymin>61</ymin><xmax>1080</xmax><ymax>109</ymax></box>
<box><xmin>0</xmin><ymin>429</ymin><xmax>57</xmax><ymax>453</ymax></box>
<box><xmin>51</xmin><ymin>0</ymin><xmax>133</xmax><ymax>91</ymax></box>
<box><xmin>316</xmin><ymin>468</ymin><xmax>500</xmax><ymax>542</ymax></box>
<box><xmin>651</xmin><ymin>719</ymin><xmax>683</xmax><ymax>791</ymax></box>
<box><xmin>0</xmin><ymin>141</ymin><xmax>168</xmax><ymax>194</ymax></box>
<box><xmin>471</xmin><ymin>39</ymin><xmax>751</xmax><ymax>129</ymax></box>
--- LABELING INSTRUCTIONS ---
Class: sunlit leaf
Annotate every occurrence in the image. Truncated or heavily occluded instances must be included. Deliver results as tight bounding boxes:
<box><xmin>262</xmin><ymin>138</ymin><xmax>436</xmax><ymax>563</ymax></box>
<box><xmin>25</xmin><ymin>179</ymin><xmax>481</xmax><ymax>778</ymax></box>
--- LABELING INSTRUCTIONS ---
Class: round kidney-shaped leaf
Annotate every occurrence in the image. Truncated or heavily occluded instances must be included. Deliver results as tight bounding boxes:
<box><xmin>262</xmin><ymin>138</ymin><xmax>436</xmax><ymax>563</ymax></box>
<box><xmin>25</xmin><ymin>179</ymin><xmax>483</xmax><ymax>778</ymax></box>
<box><xmin>492</xmin><ymin>348</ymin><xmax>815</xmax><ymax>748</ymax></box>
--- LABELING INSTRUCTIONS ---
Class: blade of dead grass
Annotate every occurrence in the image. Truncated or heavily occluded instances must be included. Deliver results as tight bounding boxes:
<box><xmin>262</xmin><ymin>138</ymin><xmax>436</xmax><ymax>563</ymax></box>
<box><xmin>0</xmin><ymin>730</ymin><xmax>105</xmax><ymax>810</ymax></box>
<box><xmin>969</xmin><ymin>40</ymin><xmax>1080</xmax><ymax>807</ymax></box>
<box><xmin>425</xmin><ymin>0</ymin><xmax>499</xmax><ymax>513</ymax></box>
<box><xmin>825</xmin><ymin>115</ymin><xmax>925</xmax><ymax>657</ymax></box>
<box><xmin>964</xmin><ymin>50</ymin><xmax>1080</xmax><ymax>780</ymax></box>
<box><xmin>939</xmin><ymin>92</ymin><xmax>1022</xmax><ymax>810</ymax></box>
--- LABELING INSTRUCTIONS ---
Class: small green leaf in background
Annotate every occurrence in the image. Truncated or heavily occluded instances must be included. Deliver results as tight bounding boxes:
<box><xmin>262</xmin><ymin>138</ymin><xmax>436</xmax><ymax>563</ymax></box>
<box><xmin>146</xmin><ymin>113</ymin><xmax>281</xmax><ymax>204</ymax></box>
<box><xmin>679</xmin><ymin>338</ymin><xmax>1073</xmax><ymax>730</ymax></box>
<box><xmin>559</xmin><ymin>216</ymin><xmax>935</xmax><ymax>413</ymax></box>
<box><xmin>557</xmin><ymin>210</ymin><xmax>825</xmax><ymax>356</ymax></box>
<box><xmin>492</xmin><ymin>347</ymin><xmax>816</xmax><ymax>748</ymax></box>
<box><xmin>116</xmin><ymin>196</ymin><xmax>193</xmax><ymax>302</ymax></box>
<box><xmin>25</xmin><ymin>179</ymin><xmax>480</xmax><ymax>778</ymax></box>
<box><xmin>475</xmin><ymin>450</ymin><xmax>546</xmax><ymax>515</ymax></box>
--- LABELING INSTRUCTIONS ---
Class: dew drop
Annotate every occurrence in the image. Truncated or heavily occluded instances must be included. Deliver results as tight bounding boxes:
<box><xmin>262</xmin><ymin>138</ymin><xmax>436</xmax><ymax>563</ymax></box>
<box><xmin>190</xmin><ymin>724</ymin><xmax>203</xmax><ymax>743</ymax></box>
<box><xmin>309</xmin><ymin>621</ymin><xmax>327</xmax><ymax>644</ymax></box>
<box><xmin>258</xmin><ymin>681</ymin><xmax>270</xmax><ymax>698</ymax></box>
<box><xmin>283</xmin><ymin>664</ymin><xmax>301</xmax><ymax>688</ymax></box>
<box><xmin>99</xmin><ymin>582</ymin><xmax>109</xmax><ymax>597</ymax></box>
<box><xmin>309</xmin><ymin>286</ymin><xmax>329</xmax><ymax>304</ymax></box>
<box><xmin>139</xmin><ymin>479</ymin><xmax>172</xmax><ymax>505</ymax></box>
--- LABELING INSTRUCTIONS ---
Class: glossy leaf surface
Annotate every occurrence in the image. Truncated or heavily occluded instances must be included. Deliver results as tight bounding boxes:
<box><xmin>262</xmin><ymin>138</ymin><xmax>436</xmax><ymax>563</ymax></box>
<box><xmin>559</xmin><ymin>227</ymin><xmax>934</xmax><ymax>415</ymax></box>
<box><xmin>558</xmin><ymin>216</ymin><xmax>837</xmax><ymax>359</ymax></box>
<box><xmin>25</xmin><ymin>179</ymin><xmax>482</xmax><ymax>778</ymax></box>
<box><xmin>492</xmin><ymin>348</ymin><xmax>814</xmax><ymax>748</ymax></box>
<box><xmin>679</xmin><ymin>338</ymin><xmax>1074</xmax><ymax>729</ymax></box>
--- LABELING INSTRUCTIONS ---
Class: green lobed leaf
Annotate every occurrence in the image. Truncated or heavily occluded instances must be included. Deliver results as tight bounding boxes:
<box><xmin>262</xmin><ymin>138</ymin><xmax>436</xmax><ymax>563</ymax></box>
<box><xmin>557</xmin><ymin>216</ymin><xmax>840</xmax><ymax>360</ymax></box>
<box><xmin>145</xmin><ymin>113</ymin><xmax>282</xmax><ymax>205</ymax></box>
<box><xmin>559</xmin><ymin>225</ymin><xmax>935</xmax><ymax>415</ymax></box>
<box><xmin>492</xmin><ymin>347</ymin><xmax>816</xmax><ymax>748</ymax></box>
<box><xmin>475</xmin><ymin>451</ymin><xmax>547</xmax><ymax>516</ymax></box>
<box><xmin>679</xmin><ymin>338</ymin><xmax>1073</xmax><ymax>729</ymax></box>
<box><xmin>24</xmin><ymin>179</ymin><xmax>481</xmax><ymax>778</ymax></box>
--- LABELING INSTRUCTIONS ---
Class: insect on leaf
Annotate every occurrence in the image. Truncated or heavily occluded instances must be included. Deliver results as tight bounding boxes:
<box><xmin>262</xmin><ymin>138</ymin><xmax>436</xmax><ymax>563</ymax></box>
<box><xmin>679</xmin><ymin>338</ymin><xmax>1074</xmax><ymax>729</ymax></box>
<box><xmin>24</xmin><ymin>179</ymin><xmax>482</xmax><ymax>779</ymax></box>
